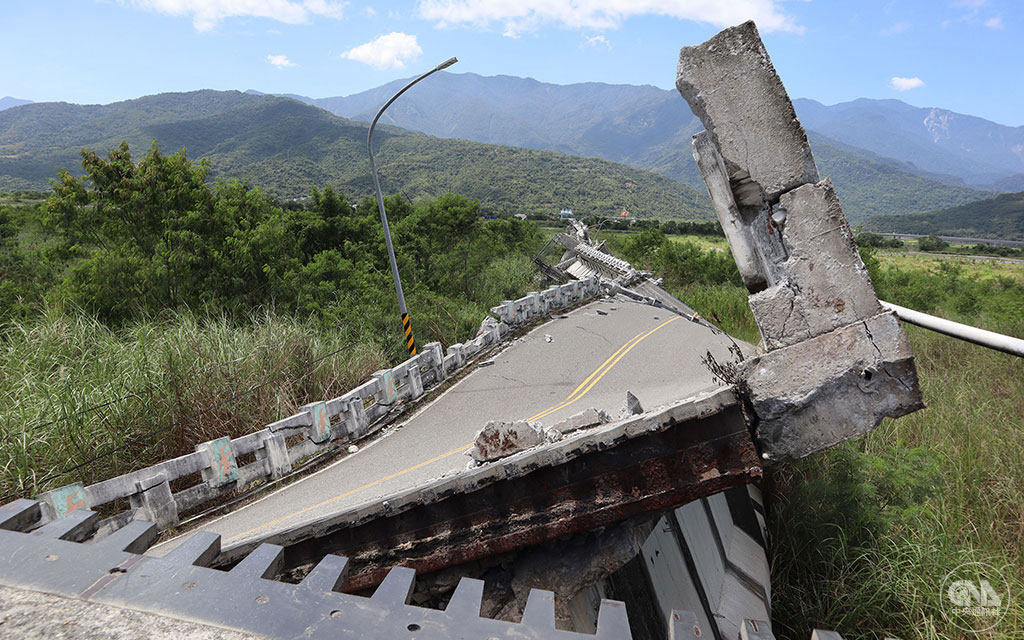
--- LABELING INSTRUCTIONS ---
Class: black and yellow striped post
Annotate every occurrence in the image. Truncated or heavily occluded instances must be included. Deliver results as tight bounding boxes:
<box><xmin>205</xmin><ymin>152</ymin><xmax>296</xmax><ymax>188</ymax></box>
<box><xmin>402</xmin><ymin>312</ymin><xmax>417</xmax><ymax>355</ymax></box>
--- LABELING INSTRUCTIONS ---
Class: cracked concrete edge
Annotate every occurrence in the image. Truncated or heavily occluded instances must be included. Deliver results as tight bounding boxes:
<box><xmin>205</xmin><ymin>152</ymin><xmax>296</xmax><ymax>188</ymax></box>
<box><xmin>739</xmin><ymin>311</ymin><xmax>925</xmax><ymax>460</ymax></box>
<box><xmin>219</xmin><ymin>387</ymin><xmax>748</xmax><ymax>560</ymax></box>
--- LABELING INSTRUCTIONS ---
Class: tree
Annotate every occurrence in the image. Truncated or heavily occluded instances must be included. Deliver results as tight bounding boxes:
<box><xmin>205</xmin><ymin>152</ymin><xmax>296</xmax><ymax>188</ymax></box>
<box><xmin>917</xmin><ymin>235</ymin><xmax>949</xmax><ymax>252</ymax></box>
<box><xmin>47</xmin><ymin>141</ymin><xmax>291</xmax><ymax>320</ymax></box>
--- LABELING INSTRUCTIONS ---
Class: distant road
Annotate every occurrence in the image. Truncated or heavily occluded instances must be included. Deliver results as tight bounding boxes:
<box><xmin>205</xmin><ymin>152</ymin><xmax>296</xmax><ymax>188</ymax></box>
<box><xmin>153</xmin><ymin>297</ymin><xmax>747</xmax><ymax>555</ymax></box>
<box><xmin>877</xmin><ymin>232</ymin><xmax>1024</xmax><ymax>249</ymax></box>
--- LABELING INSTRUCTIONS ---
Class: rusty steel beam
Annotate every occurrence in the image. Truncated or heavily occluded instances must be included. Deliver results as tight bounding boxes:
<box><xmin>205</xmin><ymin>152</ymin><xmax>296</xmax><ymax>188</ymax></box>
<box><xmin>216</xmin><ymin>396</ymin><xmax>760</xmax><ymax>592</ymax></box>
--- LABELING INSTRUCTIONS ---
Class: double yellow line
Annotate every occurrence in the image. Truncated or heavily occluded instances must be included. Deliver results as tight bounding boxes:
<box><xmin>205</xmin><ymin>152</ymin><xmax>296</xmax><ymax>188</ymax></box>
<box><xmin>527</xmin><ymin>315</ymin><xmax>679</xmax><ymax>422</ymax></box>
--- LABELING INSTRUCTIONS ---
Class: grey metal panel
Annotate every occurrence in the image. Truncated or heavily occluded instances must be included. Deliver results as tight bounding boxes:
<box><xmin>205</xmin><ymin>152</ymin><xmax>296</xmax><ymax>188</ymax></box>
<box><xmin>641</xmin><ymin>515</ymin><xmax>716</xmax><ymax>635</ymax></box>
<box><xmin>674</xmin><ymin>500</ymin><xmax>726</xmax><ymax>612</ymax></box>
<box><xmin>0</xmin><ymin>501</ymin><xmax>633</xmax><ymax>640</ymax></box>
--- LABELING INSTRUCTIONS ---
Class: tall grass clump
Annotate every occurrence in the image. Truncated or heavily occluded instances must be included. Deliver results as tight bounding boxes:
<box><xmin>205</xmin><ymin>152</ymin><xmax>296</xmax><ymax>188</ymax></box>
<box><xmin>0</xmin><ymin>307</ymin><xmax>391</xmax><ymax>502</ymax></box>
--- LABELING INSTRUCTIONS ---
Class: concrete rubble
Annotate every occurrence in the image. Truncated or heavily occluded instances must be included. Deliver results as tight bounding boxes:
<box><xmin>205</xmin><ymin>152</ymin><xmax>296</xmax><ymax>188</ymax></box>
<box><xmin>621</xmin><ymin>391</ymin><xmax>644</xmax><ymax>418</ymax></box>
<box><xmin>677</xmin><ymin>20</ymin><xmax>924</xmax><ymax>461</ymax></box>
<box><xmin>469</xmin><ymin>420</ymin><xmax>561</xmax><ymax>463</ymax></box>
<box><xmin>551</xmin><ymin>408</ymin><xmax>611</xmax><ymax>434</ymax></box>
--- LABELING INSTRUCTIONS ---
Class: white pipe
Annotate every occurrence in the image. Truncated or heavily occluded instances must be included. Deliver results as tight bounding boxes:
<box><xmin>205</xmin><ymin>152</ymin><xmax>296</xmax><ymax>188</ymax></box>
<box><xmin>881</xmin><ymin>301</ymin><xmax>1024</xmax><ymax>358</ymax></box>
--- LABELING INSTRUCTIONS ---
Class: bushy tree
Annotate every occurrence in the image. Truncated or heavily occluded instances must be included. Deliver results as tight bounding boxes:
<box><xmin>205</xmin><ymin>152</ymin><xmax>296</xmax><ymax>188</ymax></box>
<box><xmin>41</xmin><ymin>142</ymin><xmax>545</xmax><ymax>353</ymax></box>
<box><xmin>47</xmin><ymin>142</ymin><xmax>299</xmax><ymax>320</ymax></box>
<box><xmin>617</xmin><ymin>228</ymin><xmax>741</xmax><ymax>288</ymax></box>
<box><xmin>917</xmin><ymin>235</ymin><xmax>949</xmax><ymax>252</ymax></box>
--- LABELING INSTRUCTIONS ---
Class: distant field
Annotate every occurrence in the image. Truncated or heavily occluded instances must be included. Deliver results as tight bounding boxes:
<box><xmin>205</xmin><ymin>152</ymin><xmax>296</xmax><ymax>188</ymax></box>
<box><xmin>667</xmin><ymin>234</ymin><xmax>729</xmax><ymax>252</ymax></box>
<box><xmin>874</xmin><ymin>249</ymin><xmax>1024</xmax><ymax>283</ymax></box>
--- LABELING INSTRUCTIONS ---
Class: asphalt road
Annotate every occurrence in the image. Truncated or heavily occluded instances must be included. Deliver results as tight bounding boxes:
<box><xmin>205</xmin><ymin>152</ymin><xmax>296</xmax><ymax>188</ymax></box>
<box><xmin>153</xmin><ymin>297</ymin><xmax>747</xmax><ymax>554</ymax></box>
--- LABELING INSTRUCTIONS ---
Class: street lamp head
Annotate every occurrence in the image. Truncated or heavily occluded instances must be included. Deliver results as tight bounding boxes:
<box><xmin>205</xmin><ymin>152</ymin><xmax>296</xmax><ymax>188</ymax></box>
<box><xmin>436</xmin><ymin>57</ymin><xmax>458</xmax><ymax>71</ymax></box>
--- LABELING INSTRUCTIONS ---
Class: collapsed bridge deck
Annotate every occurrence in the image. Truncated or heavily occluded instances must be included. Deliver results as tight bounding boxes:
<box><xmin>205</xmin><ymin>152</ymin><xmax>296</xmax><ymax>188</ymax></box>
<box><xmin>153</xmin><ymin>296</ymin><xmax>755</xmax><ymax>563</ymax></box>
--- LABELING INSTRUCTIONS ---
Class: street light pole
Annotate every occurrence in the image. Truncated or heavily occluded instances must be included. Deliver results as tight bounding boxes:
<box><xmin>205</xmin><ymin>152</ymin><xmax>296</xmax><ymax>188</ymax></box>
<box><xmin>368</xmin><ymin>56</ymin><xmax>458</xmax><ymax>356</ymax></box>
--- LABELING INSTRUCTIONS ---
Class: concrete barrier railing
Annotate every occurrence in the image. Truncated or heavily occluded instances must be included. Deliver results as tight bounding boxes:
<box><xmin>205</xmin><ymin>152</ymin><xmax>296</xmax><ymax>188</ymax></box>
<box><xmin>563</xmin><ymin>241</ymin><xmax>640</xmax><ymax>284</ymax></box>
<box><xmin>35</xmin><ymin>276</ymin><xmax>604</xmax><ymax>537</ymax></box>
<box><xmin>490</xmin><ymin>277</ymin><xmax>602</xmax><ymax>326</ymax></box>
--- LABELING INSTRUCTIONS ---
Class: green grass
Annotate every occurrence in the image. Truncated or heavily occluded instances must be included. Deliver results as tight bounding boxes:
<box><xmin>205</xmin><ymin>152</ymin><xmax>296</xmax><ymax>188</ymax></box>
<box><xmin>666</xmin><ymin>233</ymin><xmax>731</xmax><ymax>252</ymax></box>
<box><xmin>768</xmin><ymin>323</ymin><xmax>1024</xmax><ymax>639</ymax></box>
<box><xmin>0</xmin><ymin>308</ymin><xmax>390</xmax><ymax>502</ymax></box>
<box><xmin>876</xmin><ymin>249</ymin><xmax>1024</xmax><ymax>284</ymax></box>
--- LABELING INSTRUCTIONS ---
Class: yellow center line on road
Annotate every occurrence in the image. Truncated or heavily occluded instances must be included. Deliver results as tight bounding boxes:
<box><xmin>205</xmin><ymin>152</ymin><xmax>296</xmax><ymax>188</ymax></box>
<box><xmin>227</xmin><ymin>314</ymin><xmax>680</xmax><ymax>542</ymax></box>
<box><xmin>526</xmin><ymin>316</ymin><xmax>679</xmax><ymax>422</ymax></box>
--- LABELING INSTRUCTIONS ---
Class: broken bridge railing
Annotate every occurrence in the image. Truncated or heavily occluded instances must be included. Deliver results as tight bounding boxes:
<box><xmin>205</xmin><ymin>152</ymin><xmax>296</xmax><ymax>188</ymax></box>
<box><xmin>33</xmin><ymin>277</ymin><xmax>603</xmax><ymax>538</ymax></box>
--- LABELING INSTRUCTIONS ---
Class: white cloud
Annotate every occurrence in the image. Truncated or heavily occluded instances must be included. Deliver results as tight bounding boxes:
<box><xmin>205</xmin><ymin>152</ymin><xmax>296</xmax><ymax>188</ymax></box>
<box><xmin>267</xmin><ymin>54</ymin><xmax>296</xmax><ymax>68</ymax></box>
<box><xmin>984</xmin><ymin>14</ymin><xmax>1003</xmax><ymax>28</ymax></box>
<box><xmin>889</xmin><ymin>76</ymin><xmax>924</xmax><ymax>91</ymax></box>
<box><xmin>303</xmin><ymin>0</ymin><xmax>345</xmax><ymax>19</ymax></box>
<box><xmin>341</xmin><ymin>32</ymin><xmax>423</xmax><ymax>69</ymax></box>
<box><xmin>364</xmin><ymin>6</ymin><xmax>377</xmax><ymax>17</ymax></box>
<box><xmin>582</xmin><ymin>34</ymin><xmax>612</xmax><ymax>49</ymax></box>
<box><xmin>417</xmin><ymin>0</ymin><xmax>803</xmax><ymax>37</ymax></box>
<box><xmin>123</xmin><ymin>0</ymin><xmax>347</xmax><ymax>31</ymax></box>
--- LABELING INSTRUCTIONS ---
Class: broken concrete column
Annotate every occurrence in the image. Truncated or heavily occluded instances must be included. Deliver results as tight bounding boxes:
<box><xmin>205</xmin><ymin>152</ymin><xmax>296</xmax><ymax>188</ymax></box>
<box><xmin>750</xmin><ymin>179</ymin><xmax>883</xmax><ymax>349</ymax></box>
<box><xmin>421</xmin><ymin>341</ymin><xmax>446</xmax><ymax>382</ymax></box>
<box><xmin>257</xmin><ymin>431</ymin><xmax>292</xmax><ymax>480</ymax></box>
<box><xmin>677</xmin><ymin>21</ymin><xmax>923</xmax><ymax>460</ymax></box>
<box><xmin>677</xmin><ymin>20</ymin><xmax>818</xmax><ymax>205</ymax></box>
<box><xmin>339</xmin><ymin>395</ymin><xmax>369</xmax><ymax>440</ymax></box>
<box><xmin>128</xmin><ymin>473</ymin><xmax>179</xmax><ymax>529</ymax></box>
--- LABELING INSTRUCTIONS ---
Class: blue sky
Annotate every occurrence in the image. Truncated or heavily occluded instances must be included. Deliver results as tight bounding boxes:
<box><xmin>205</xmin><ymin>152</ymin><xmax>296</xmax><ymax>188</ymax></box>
<box><xmin>1</xmin><ymin>1</ymin><xmax>1021</xmax><ymax>126</ymax></box>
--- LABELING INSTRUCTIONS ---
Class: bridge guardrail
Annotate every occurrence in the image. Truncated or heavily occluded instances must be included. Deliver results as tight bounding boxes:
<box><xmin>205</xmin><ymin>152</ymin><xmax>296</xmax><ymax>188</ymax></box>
<box><xmin>35</xmin><ymin>277</ymin><xmax>603</xmax><ymax>538</ymax></box>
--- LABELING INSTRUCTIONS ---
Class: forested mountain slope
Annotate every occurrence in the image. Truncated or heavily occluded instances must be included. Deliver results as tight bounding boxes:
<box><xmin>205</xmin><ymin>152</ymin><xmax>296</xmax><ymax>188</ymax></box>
<box><xmin>0</xmin><ymin>91</ymin><xmax>710</xmax><ymax>219</ymax></box>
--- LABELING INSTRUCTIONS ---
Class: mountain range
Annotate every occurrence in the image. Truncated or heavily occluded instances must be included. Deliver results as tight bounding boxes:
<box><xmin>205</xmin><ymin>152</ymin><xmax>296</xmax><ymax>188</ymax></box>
<box><xmin>863</xmin><ymin>191</ymin><xmax>1024</xmax><ymax>241</ymax></box>
<box><xmin>4</xmin><ymin>72</ymin><xmax>1022</xmax><ymax>225</ymax></box>
<box><xmin>275</xmin><ymin>74</ymin><xmax>1024</xmax><ymax>190</ymax></box>
<box><xmin>0</xmin><ymin>97</ymin><xmax>32</xmax><ymax>111</ymax></box>
<box><xmin>251</xmin><ymin>72</ymin><xmax>1024</xmax><ymax>220</ymax></box>
<box><xmin>0</xmin><ymin>90</ymin><xmax>711</xmax><ymax>220</ymax></box>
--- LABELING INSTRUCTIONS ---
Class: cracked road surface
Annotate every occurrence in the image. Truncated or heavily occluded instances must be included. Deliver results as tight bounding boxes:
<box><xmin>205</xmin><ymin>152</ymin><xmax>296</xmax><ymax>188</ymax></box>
<box><xmin>153</xmin><ymin>297</ymin><xmax>747</xmax><ymax>555</ymax></box>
